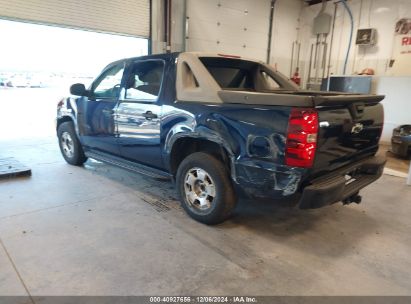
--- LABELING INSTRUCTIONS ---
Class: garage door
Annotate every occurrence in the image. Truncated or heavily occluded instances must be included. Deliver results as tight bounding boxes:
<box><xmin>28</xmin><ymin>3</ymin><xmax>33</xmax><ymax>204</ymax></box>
<box><xmin>0</xmin><ymin>0</ymin><xmax>150</xmax><ymax>38</ymax></box>
<box><xmin>186</xmin><ymin>0</ymin><xmax>270</xmax><ymax>61</ymax></box>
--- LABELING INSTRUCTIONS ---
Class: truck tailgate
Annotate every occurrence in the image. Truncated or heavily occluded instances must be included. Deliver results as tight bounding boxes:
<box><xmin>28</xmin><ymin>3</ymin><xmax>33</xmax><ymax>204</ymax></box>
<box><xmin>310</xmin><ymin>94</ymin><xmax>384</xmax><ymax>177</ymax></box>
<box><xmin>218</xmin><ymin>89</ymin><xmax>384</xmax><ymax>178</ymax></box>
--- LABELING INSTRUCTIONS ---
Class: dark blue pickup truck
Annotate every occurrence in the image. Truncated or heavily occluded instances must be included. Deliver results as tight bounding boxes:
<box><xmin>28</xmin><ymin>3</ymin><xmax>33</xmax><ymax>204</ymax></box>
<box><xmin>56</xmin><ymin>52</ymin><xmax>386</xmax><ymax>224</ymax></box>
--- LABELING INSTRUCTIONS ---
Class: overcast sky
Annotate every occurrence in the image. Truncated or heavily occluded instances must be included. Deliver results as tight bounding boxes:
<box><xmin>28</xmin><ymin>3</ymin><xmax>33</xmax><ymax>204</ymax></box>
<box><xmin>0</xmin><ymin>19</ymin><xmax>148</xmax><ymax>75</ymax></box>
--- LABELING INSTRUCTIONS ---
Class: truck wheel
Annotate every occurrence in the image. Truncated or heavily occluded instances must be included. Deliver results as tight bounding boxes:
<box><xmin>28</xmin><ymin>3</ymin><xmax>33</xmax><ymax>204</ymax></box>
<box><xmin>57</xmin><ymin>121</ymin><xmax>87</xmax><ymax>166</ymax></box>
<box><xmin>176</xmin><ymin>152</ymin><xmax>237</xmax><ymax>225</ymax></box>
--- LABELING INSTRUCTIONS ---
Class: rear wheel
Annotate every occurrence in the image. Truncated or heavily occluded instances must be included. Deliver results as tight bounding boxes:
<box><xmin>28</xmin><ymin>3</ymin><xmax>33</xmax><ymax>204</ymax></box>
<box><xmin>57</xmin><ymin>121</ymin><xmax>87</xmax><ymax>166</ymax></box>
<box><xmin>176</xmin><ymin>152</ymin><xmax>237</xmax><ymax>225</ymax></box>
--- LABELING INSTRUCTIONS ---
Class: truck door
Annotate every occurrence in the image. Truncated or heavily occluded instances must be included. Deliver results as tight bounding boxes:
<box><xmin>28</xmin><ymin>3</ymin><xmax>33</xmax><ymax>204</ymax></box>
<box><xmin>76</xmin><ymin>62</ymin><xmax>125</xmax><ymax>156</ymax></box>
<box><xmin>115</xmin><ymin>59</ymin><xmax>164</xmax><ymax>169</ymax></box>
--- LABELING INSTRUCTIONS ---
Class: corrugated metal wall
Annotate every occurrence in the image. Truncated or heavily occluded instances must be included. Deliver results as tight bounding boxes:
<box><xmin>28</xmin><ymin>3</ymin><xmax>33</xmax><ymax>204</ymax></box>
<box><xmin>0</xmin><ymin>0</ymin><xmax>150</xmax><ymax>37</ymax></box>
<box><xmin>185</xmin><ymin>0</ymin><xmax>271</xmax><ymax>61</ymax></box>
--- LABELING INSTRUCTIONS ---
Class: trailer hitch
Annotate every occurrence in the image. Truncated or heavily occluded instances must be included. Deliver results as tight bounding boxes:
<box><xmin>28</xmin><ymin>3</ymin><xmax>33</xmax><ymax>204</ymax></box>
<box><xmin>343</xmin><ymin>193</ymin><xmax>362</xmax><ymax>205</ymax></box>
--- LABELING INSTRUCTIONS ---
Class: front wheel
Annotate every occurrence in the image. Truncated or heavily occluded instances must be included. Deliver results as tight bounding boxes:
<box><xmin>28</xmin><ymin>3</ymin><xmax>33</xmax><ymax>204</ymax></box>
<box><xmin>176</xmin><ymin>152</ymin><xmax>237</xmax><ymax>225</ymax></box>
<box><xmin>57</xmin><ymin>121</ymin><xmax>87</xmax><ymax>166</ymax></box>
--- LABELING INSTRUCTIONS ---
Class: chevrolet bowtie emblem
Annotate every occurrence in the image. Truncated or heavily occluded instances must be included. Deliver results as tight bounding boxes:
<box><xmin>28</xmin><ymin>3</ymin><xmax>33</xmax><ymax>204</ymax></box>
<box><xmin>351</xmin><ymin>123</ymin><xmax>364</xmax><ymax>134</ymax></box>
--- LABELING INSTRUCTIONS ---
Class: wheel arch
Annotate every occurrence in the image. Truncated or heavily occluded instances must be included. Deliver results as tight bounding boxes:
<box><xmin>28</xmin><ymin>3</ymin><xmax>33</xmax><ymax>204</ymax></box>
<box><xmin>56</xmin><ymin>115</ymin><xmax>75</xmax><ymax>131</ymax></box>
<box><xmin>168</xmin><ymin>136</ymin><xmax>234</xmax><ymax>178</ymax></box>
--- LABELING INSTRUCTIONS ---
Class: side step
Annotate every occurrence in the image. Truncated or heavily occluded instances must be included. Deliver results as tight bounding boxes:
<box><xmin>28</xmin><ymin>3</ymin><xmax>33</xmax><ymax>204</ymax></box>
<box><xmin>85</xmin><ymin>151</ymin><xmax>172</xmax><ymax>180</ymax></box>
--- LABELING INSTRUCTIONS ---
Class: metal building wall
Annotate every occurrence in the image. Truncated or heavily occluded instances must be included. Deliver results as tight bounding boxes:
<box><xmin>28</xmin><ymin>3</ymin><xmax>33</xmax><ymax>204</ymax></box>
<box><xmin>185</xmin><ymin>0</ymin><xmax>271</xmax><ymax>61</ymax></box>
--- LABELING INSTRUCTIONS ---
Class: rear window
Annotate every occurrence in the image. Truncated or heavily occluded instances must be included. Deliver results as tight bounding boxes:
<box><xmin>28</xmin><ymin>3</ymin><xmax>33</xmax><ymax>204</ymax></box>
<box><xmin>199</xmin><ymin>57</ymin><xmax>281</xmax><ymax>91</ymax></box>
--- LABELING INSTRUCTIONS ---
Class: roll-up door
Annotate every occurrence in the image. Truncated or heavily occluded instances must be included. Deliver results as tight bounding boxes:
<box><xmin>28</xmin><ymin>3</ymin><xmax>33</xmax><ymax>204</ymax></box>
<box><xmin>0</xmin><ymin>0</ymin><xmax>150</xmax><ymax>38</ymax></box>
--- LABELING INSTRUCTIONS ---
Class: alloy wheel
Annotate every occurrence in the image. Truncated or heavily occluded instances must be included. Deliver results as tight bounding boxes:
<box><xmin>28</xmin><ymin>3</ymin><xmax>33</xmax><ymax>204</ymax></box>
<box><xmin>61</xmin><ymin>131</ymin><xmax>74</xmax><ymax>158</ymax></box>
<box><xmin>184</xmin><ymin>167</ymin><xmax>216</xmax><ymax>212</ymax></box>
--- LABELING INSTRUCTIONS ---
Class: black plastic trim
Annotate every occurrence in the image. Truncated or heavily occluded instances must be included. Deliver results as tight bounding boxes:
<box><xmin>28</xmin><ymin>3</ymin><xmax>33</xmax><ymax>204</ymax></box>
<box><xmin>298</xmin><ymin>155</ymin><xmax>386</xmax><ymax>209</ymax></box>
<box><xmin>85</xmin><ymin>151</ymin><xmax>172</xmax><ymax>180</ymax></box>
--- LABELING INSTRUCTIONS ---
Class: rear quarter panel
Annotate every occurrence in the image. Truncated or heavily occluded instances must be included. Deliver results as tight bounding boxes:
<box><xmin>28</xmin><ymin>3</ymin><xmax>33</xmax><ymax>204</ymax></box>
<box><xmin>161</xmin><ymin>102</ymin><xmax>306</xmax><ymax>199</ymax></box>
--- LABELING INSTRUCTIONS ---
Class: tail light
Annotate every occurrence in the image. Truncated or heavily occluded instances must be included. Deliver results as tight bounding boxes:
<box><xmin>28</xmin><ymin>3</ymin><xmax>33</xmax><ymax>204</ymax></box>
<box><xmin>285</xmin><ymin>108</ymin><xmax>319</xmax><ymax>168</ymax></box>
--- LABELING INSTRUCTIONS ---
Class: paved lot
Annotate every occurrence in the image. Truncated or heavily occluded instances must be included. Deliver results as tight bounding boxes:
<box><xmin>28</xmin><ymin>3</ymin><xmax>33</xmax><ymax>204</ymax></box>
<box><xmin>0</xmin><ymin>88</ymin><xmax>67</xmax><ymax>140</ymax></box>
<box><xmin>0</xmin><ymin>88</ymin><xmax>411</xmax><ymax>296</ymax></box>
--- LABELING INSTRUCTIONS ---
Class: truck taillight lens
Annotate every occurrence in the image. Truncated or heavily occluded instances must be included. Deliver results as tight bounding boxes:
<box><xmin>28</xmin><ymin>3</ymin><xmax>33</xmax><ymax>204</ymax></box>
<box><xmin>285</xmin><ymin>108</ymin><xmax>319</xmax><ymax>168</ymax></box>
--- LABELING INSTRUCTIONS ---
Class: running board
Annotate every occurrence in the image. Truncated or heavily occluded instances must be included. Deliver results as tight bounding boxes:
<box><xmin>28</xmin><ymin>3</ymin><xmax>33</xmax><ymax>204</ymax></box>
<box><xmin>85</xmin><ymin>151</ymin><xmax>172</xmax><ymax>180</ymax></box>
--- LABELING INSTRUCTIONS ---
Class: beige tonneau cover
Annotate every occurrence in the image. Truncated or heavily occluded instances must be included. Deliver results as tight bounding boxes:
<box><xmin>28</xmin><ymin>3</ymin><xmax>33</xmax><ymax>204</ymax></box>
<box><xmin>176</xmin><ymin>52</ymin><xmax>383</xmax><ymax>107</ymax></box>
<box><xmin>176</xmin><ymin>52</ymin><xmax>300</xmax><ymax>105</ymax></box>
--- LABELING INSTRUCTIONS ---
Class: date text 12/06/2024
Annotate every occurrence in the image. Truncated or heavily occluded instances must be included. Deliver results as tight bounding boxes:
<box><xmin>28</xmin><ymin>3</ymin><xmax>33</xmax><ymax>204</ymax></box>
<box><xmin>149</xmin><ymin>296</ymin><xmax>257</xmax><ymax>303</ymax></box>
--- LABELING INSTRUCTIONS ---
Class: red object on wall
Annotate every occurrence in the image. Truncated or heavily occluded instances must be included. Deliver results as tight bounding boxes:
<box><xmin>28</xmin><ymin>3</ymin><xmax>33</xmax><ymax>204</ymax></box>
<box><xmin>402</xmin><ymin>37</ymin><xmax>411</xmax><ymax>46</ymax></box>
<box><xmin>291</xmin><ymin>68</ymin><xmax>301</xmax><ymax>86</ymax></box>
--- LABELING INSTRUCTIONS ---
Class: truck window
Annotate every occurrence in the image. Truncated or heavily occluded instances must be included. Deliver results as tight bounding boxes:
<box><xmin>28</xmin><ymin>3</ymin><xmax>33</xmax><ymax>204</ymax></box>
<box><xmin>125</xmin><ymin>60</ymin><xmax>164</xmax><ymax>101</ymax></box>
<box><xmin>199</xmin><ymin>57</ymin><xmax>281</xmax><ymax>91</ymax></box>
<box><xmin>92</xmin><ymin>63</ymin><xmax>124</xmax><ymax>99</ymax></box>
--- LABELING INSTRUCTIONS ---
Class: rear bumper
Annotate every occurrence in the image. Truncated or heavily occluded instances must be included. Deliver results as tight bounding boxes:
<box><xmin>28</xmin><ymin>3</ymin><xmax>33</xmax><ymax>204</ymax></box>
<box><xmin>298</xmin><ymin>156</ymin><xmax>386</xmax><ymax>209</ymax></box>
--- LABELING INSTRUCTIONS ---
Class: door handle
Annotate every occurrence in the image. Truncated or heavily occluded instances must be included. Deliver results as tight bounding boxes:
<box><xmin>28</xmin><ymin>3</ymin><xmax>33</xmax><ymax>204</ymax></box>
<box><xmin>142</xmin><ymin>111</ymin><xmax>158</xmax><ymax>120</ymax></box>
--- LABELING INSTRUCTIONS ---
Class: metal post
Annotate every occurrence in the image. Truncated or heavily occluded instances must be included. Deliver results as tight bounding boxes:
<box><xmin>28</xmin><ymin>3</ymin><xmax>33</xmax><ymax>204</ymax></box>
<box><xmin>182</xmin><ymin>0</ymin><xmax>187</xmax><ymax>51</ymax></box>
<box><xmin>321</xmin><ymin>35</ymin><xmax>328</xmax><ymax>79</ymax></box>
<box><xmin>407</xmin><ymin>161</ymin><xmax>411</xmax><ymax>185</ymax></box>
<box><xmin>313</xmin><ymin>34</ymin><xmax>320</xmax><ymax>85</ymax></box>
<box><xmin>290</xmin><ymin>42</ymin><xmax>295</xmax><ymax>78</ymax></box>
<box><xmin>148</xmin><ymin>0</ymin><xmax>153</xmax><ymax>54</ymax></box>
<box><xmin>266</xmin><ymin>0</ymin><xmax>276</xmax><ymax>64</ymax></box>
<box><xmin>164</xmin><ymin>0</ymin><xmax>172</xmax><ymax>53</ymax></box>
<box><xmin>168</xmin><ymin>0</ymin><xmax>172</xmax><ymax>52</ymax></box>
<box><xmin>327</xmin><ymin>2</ymin><xmax>338</xmax><ymax>78</ymax></box>
<box><xmin>307</xmin><ymin>44</ymin><xmax>314</xmax><ymax>88</ymax></box>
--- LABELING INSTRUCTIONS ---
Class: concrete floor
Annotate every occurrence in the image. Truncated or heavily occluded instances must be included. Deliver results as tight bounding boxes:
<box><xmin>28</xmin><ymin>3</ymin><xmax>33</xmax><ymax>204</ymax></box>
<box><xmin>378</xmin><ymin>144</ymin><xmax>410</xmax><ymax>174</ymax></box>
<box><xmin>0</xmin><ymin>136</ymin><xmax>411</xmax><ymax>296</ymax></box>
<box><xmin>1</xmin><ymin>88</ymin><xmax>411</xmax><ymax>296</ymax></box>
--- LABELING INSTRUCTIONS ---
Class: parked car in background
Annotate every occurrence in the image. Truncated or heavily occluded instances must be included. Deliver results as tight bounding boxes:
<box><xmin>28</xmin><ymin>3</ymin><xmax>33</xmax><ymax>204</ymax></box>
<box><xmin>56</xmin><ymin>52</ymin><xmax>386</xmax><ymax>224</ymax></box>
<box><xmin>0</xmin><ymin>77</ymin><xmax>12</xmax><ymax>87</ymax></box>
<box><xmin>391</xmin><ymin>125</ymin><xmax>411</xmax><ymax>158</ymax></box>
<box><xmin>9</xmin><ymin>75</ymin><xmax>29</xmax><ymax>88</ymax></box>
<box><xmin>27</xmin><ymin>75</ymin><xmax>44</xmax><ymax>88</ymax></box>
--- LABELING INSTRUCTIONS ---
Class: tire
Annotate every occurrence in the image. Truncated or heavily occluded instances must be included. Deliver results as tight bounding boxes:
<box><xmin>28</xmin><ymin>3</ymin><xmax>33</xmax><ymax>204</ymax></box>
<box><xmin>57</xmin><ymin>121</ymin><xmax>87</xmax><ymax>166</ymax></box>
<box><xmin>176</xmin><ymin>152</ymin><xmax>237</xmax><ymax>225</ymax></box>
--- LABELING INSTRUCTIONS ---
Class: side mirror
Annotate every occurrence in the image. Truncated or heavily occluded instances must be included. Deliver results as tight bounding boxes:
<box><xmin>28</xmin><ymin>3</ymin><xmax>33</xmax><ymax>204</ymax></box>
<box><xmin>70</xmin><ymin>83</ymin><xmax>87</xmax><ymax>96</ymax></box>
